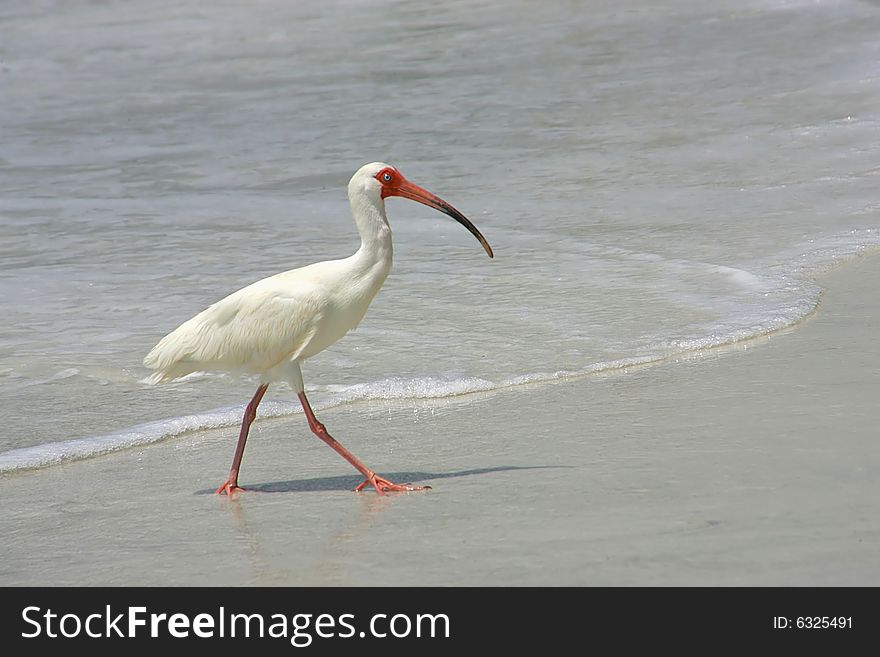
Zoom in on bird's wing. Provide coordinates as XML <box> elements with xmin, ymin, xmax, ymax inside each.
<box><xmin>143</xmin><ymin>268</ymin><xmax>331</xmax><ymax>383</ymax></box>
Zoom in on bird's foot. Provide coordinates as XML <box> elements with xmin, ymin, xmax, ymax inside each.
<box><xmin>354</xmin><ymin>474</ymin><xmax>431</xmax><ymax>495</ymax></box>
<box><xmin>215</xmin><ymin>479</ymin><xmax>247</xmax><ymax>496</ymax></box>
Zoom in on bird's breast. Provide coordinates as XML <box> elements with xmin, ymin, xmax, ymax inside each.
<box><xmin>296</xmin><ymin>258</ymin><xmax>391</xmax><ymax>361</ymax></box>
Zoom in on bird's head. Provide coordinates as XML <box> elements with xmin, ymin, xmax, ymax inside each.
<box><xmin>348</xmin><ymin>162</ymin><xmax>494</xmax><ymax>258</ymax></box>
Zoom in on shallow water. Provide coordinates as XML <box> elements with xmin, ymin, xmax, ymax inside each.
<box><xmin>2</xmin><ymin>0</ymin><xmax>879</xmax><ymax>469</ymax></box>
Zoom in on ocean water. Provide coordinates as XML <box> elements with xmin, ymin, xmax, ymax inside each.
<box><xmin>2</xmin><ymin>0</ymin><xmax>879</xmax><ymax>471</ymax></box>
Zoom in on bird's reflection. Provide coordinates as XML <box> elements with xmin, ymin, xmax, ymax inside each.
<box><xmin>212</xmin><ymin>465</ymin><xmax>570</xmax><ymax>585</ymax></box>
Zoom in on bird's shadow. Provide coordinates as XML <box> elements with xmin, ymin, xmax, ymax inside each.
<box><xmin>195</xmin><ymin>465</ymin><xmax>570</xmax><ymax>495</ymax></box>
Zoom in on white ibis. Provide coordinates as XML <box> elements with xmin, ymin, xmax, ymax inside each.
<box><xmin>144</xmin><ymin>162</ymin><xmax>493</xmax><ymax>495</ymax></box>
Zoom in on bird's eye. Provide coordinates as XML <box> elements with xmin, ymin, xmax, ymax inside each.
<box><xmin>383</xmin><ymin>172</ymin><xmax>392</xmax><ymax>182</ymax></box>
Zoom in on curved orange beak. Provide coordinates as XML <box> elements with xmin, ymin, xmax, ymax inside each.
<box><xmin>385</xmin><ymin>177</ymin><xmax>494</xmax><ymax>258</ymax></box>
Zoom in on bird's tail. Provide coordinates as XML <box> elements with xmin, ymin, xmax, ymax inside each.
<box><xmin>142</xmin><ymin>333</ymin><xmax>200</xmax><ymax>384</ymax></box>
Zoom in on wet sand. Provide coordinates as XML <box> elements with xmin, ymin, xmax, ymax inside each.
<box><xmin>2</xmin><ymin>254</ymin><xmax>879</xmax><ymax>586</ymax></box>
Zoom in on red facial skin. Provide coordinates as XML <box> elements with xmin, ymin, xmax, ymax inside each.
<box><xmin>374</xmin><ymin>167</ymin><xmax>494</xmax><ymax>258</ymax></box>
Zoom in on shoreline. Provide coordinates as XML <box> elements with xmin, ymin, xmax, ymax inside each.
<box><xmin>1</xmin><ymin>248</ymin><xmax>862</xmax><ymax>477</ymax></box>
<box><xmin>2</xmin><ymin>253</ymin><xmax>879</xmax><ymax>585</ymax></box>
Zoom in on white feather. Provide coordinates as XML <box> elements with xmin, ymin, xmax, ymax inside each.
<box><xmin>144</xmin><ymin>163</ymin><xmax>394</xmax><ymax>385</ymax></box>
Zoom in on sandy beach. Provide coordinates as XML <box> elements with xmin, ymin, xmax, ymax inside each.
<box><xmin>3</xmin><ymin>253</ymin><xmax>879</xmax><ymax>586</ymax></box>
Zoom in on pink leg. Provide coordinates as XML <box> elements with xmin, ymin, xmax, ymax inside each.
<box><xmin>297</xmin><ymin>391</ymin><xmax>430</xmax><ymax>495</ymax></box>
<box><xmin>216</xmin><ymin>384</ymin><xmax>269</xmax><ymax>496</ymax></box>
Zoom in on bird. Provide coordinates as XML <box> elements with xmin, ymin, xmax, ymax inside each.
<box><xmin>143</xmin><ymin>162</ymin><xmax>493</xmax><ymax>496</ymax></box>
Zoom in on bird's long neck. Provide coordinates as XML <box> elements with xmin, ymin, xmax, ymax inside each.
<box><xmin>349</xmin><ymin>191</ymin><xmax>393</xmax><ymax>272</ymax></box>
